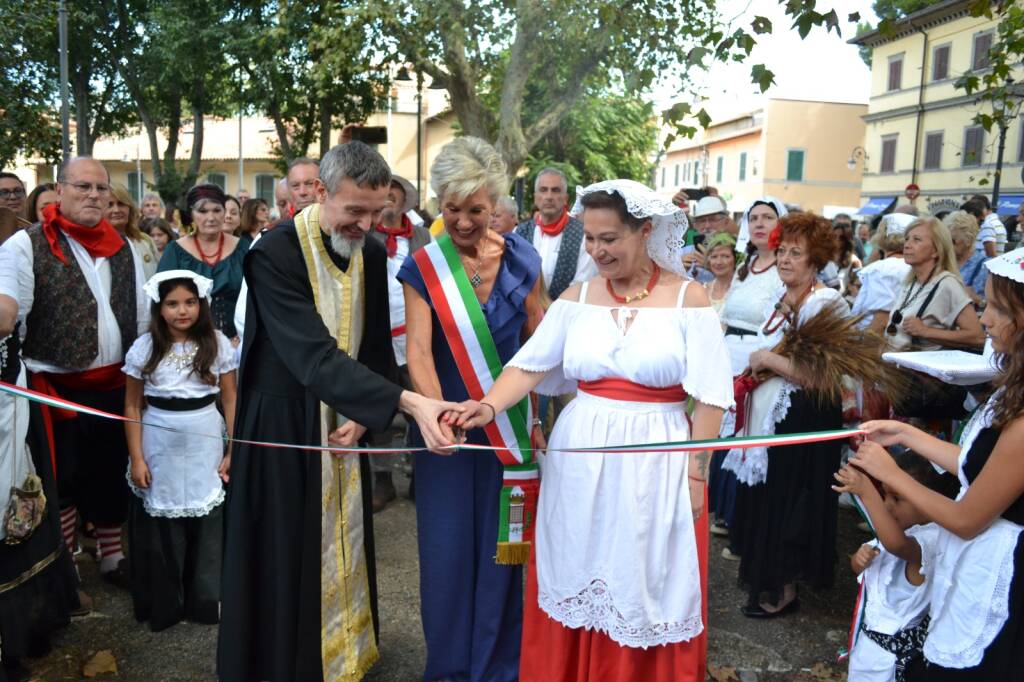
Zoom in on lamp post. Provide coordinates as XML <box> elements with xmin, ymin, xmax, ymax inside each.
<box><xmin>847</xmin><ymin>146</ymin><xmax>869</xmax><ymax>171</ymax></box>
<box><xmin>58</xmin><ymin>0</ymin><xmax>71</xmax><ymax>160</ymax></box>
<box><xmin>395</xmin><ymin>68</ymin><xmax>419</xmax><ymax>201</ymax></box>
<box><xmin>990</xmin><ymin>87</ymin><xmax>1022</xmax><ymax>209</ymax></box>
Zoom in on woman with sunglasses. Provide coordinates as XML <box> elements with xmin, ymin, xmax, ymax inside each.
<box><xmin>884</xmin><ymin>217</ymin><xmax>984</xmax><ymax>352</ymax></box>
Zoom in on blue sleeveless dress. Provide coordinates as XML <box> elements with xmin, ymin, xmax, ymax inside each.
<box><xmin>397</xmin><ymin>232</ymin><xmax>540</xmax><ymax>682</ymax></box>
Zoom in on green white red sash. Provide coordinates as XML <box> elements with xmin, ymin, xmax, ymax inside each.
<box><xmin>413</xmin><ymin>234</ymin><xmax>538</xmax><ymax>564</ymax></box>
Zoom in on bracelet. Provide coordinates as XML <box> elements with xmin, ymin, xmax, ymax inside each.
<box><xmin>480</xmin><ymin>401</ymin><xmax>497</xmax><ymax>424</ymax></box>
<box><xmin>688</xmin><ymin>476</ymin><xmax>706</xmax><ymax>483</ymax></box>
<box><xmin>531</xmin><ymin>418</ymin><xmax>543</xmax><ymax>427</ymax></box>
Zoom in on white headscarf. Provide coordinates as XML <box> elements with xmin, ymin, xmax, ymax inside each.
<box><xmin>736</xmin><ymin>196</ymin><xmax>788</xmax><ymax>253</ymax></box>
<box><xmin>570</xmin><ymin>179</ymin><xmax>690</xmax><ymax>276</ymax></box>
<box><xmin>142</xmin><ymin>269</ymin><xmax>214</xmax><ymax>303</ymax></box>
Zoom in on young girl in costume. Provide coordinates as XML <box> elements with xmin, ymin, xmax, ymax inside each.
<box><xmin>833</xmin><ymin>454</ymin><xmax>954</xmax><ymax>681</ymax></box>
<box><xmin>123</xmin><ymin>269</ymin><xmax>237</xmax><ymax>631</ymax></box>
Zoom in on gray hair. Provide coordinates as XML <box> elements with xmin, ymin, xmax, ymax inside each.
<box><xmin>894</xmin><ymin>203</ymin><xmax>919</xmax><ymax>217</ymax></box>
<box><xmin>534</xmin><ymin>167</ymin><xmax>567</xmax><ymax>192</ymax></box>
<box><xmin>430</xmin><ymin>137</ymin><xmax>508</xmax><ymax>204</ymax></box>
<box><xmin>495</xmin><ymin>196</ymin><xmax>518</xmax><ymax>215</ymax></box>
<box><xmin>142</xmin><ymin>193</ymin><xmax>163</xmax><ymax>207</ymax></box>
<box><xmin>56</xmin><ymin>156</ymin><xmax>110</xmax><ymax>183</ymax></box>
<box><xmin>319</xmin><ymin>142</ymin><xmax>391</xmax><ymax>194</ymax></box>
<box><xmin>288</xmin><ymin>156</ymin><xmax>319</xmax><ymax>172</ymax></box>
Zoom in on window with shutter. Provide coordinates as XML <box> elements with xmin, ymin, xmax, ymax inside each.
<box><xmin>923</xmin><ymin>132</ymin><xmax>943</xmax><ymax>170</ymax></box>
<box><xmin>255</xmin><ymin>174</ymin><xmax>276</xmax><ymax>203</ymax></box>
<box><xmin>932</xmin><ymin>45</ymin><xmax>950</xmax><ymax>81</ymax></box>
<box><xmin>739</xmin><ymin>152</ymin><xmax>747</xmax><ymax>181</ymax></box>
<box><xmin>963</xmin><ymin>127</ymin><xmax>983</xmax><ymax>167</ymax></box>
<box><xmin>973</xmin><ymin>32</ymin><xmax>993</xmax><ymax>71</ymax></box>
<box><xmin>1018</xmin><ymin>120</ymin><xmax>1024</xmax><ymax>163</ymax></box>
<box><xmin>786</xmin><ymin>149</ymin><xmax>804</xmax><ymax>182</ymax></box>
<box><xmin>674</xmin><ymin>164</ymin><xmax>680</xmax><ymax>186</ymax></box>
<box><xmin>207</xmin><ymin>172</ymin><xmax>226</xmax><ymax>189</ymax></box>
<box><xmin>716</xmin><ymin>156</ymin><xmax>724</xmax><ymax>183</ymax></box>
<box><xmin>880</xmin><ymin>136</ymin><xmax>897</xmax><ymax>173</ymax></box>
<box><xmin>887</xmin><ymin>57</ymin><xmax>903</xmax><ymax>91</ymax></box>
<box><xmin>127</xmin><ymin>171</ymin><xmax>143</xmax><ymax>204</ymax></box>
<box><xmin>660</xmin><ymin>167</ymin><xmax>666</xmax><ymax>188</ymax></box>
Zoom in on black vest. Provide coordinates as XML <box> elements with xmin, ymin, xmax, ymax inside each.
<box><xmin>23</xmin><ymin>224</ymin><xmax>138</xmax><ymax>370</ymax></box>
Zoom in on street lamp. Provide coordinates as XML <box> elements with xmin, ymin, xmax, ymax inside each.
<box><xmin>990</xmin><ymin>84</ymin><xmax>1023</xmax><ymax>208</ymax></box>
<box><xmin>847</xmin><ymin>146</ymin><xmax>869</xmax><ymax>171</ymax></box>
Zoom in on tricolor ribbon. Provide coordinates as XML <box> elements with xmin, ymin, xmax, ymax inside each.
<box><xmin>413</xmin><ymin>234</ymin><xmax>538</xmax><ymax>564</ymax></box>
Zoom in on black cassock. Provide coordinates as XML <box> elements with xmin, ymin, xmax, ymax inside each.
<box><xmin>217</xmin><ymin>221</ymin><xmax>402</xmax><ymax>682</ymax></box>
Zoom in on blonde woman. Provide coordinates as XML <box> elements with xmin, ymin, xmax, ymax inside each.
<box><xmin>105</xmin><ymin>184</ymin><xmax>160</xmax><ymax>278</ymax></box>
<box><xmin>885</xmin><ymin>217</ymin><xmax>985</xmax><ymax>352</ymax></box>
<box><xmin>398</xmin><ymin>137</ymin><xmax>544</xmax><ymax>681</ymax></box>
<box><xmin>945</xmin><ymin>210</ymin><xmax>986</xmax><ymax>305</ymax></box>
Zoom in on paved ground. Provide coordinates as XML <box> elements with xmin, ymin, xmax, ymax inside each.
<box><xmin>27</xmin><ymin>475</ymin><xmax>867</xmax><ymax>681</ymax></box>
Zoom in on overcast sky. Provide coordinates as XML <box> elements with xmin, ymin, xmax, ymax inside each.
<box><xmin>653</xmin><ymin>0</ymin><xmax>878</xmax><ymax>117</ymax></box>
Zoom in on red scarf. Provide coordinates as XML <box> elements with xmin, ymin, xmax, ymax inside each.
<box><xmin>41</xmin><ymin>203</ymin><xmax>124</xmax><ymax>266</ymax></box>
<box><xmin>537</xmin><ymin>208</ymin><xmax>570</xmax><ymax>236</ymax></box>
<box><xmin>375</xmin><ymin>214</ymin><xmax>414</xmax><ymax>257</ymax></box>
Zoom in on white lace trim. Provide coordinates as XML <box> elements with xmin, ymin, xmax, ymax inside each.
<box><xmin>925</xmin><ymin>524</ymin><xmax>1020</xmax><ymax>668</ymax></box>
<box><xmin>721</xmin><ymin>380</ymin><xmax>796</xmax><ymax>486</ymax></box>
<box><xmin>538</xmin><ymin>579</ymin><xmax>704</xmax><ymax>649</ymax></box>
<box><xmin>125</xmin><ymin>469</ymin><xmax>225</xmax><ymax>518</ymax></box>
<box><xmin>570</xmin><ymin>179</ymin><xmax>689</xmax><ymax>277</ymax></box>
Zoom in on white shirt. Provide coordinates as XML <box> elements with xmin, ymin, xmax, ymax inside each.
<box><xmin>982</xmin><ymin>213</ymin><xmax>1007</xmax><ymax>254</ymax></box>
<box><xmin>386</xmin><ymin>236</ymin><xmax>410</xmax><ymax>366</ymax></box>
<box><xmin>529</xmin><ymin>226</ymin><xmax>597</xmax><ymax>292</ymax></box>
<box><xmin>0</xmin><ymin>229</ymin><xmax>149</xmax><ymax>373</ymax></box>
<box><xmin>851</xmin><ymin>257</ymin><xmax>911</xmax><ymax>330</ymax></box>
<box><xmin>123</xmin><ymin>331</ymin><xmax>237</xmax><ymax>397</ymax></box>
<box><xmin>975</xmin><ymin>216</ymin><xmax>998</xmax><ymax>255</ymax></box>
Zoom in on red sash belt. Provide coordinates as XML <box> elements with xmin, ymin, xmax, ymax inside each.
<box><xmin>29</xmin><ymin>362</ymin><xmax>126</xmax><ymax>476</ymax></box>
<box><xmin>732</xmin><ymin>373</ymin><xmax>762</xmax><ymax>433</ymax></box>
<box><xmin>578</xmin><ymin>378</ymin><xmax>687</xmax><ymax>403</ymax></box>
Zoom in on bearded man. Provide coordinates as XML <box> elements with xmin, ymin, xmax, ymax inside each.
<box><xmin>218</xmin><ymin>141</ymin><xmax>457</xmax><ymax>682</ymax></box>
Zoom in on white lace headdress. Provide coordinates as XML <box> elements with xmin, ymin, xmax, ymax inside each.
<box><xmin>985</xmin><ymin>245</ymin><xmax>1024</xmax><ymax>285</ymax></box>
<box><xmin>569</xmin><ymin>179</ymin><xmax>690</xmax><ymax>276</ymax></box>
<box><xmin>735</xmin><ymin>196</ymin><xmax>788</xmax><ymax>253</ymax></box>
<box><xmin>143</xmin><ymin>269</ymin><xmax>214</xmax><ymax>303</ymax></box>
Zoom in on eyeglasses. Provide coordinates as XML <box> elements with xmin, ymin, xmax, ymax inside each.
<box><xmin>0</xmin><ymin>188</ymin><xmax>26</xmax><ymax>199</ymax></box>
<box><xmin>886</xmin><ymin>310</ymin><xmax>903</xmax><ymax>336</ymax></box>
<box><xmin>61</xmin><ymin>181</ymin><xmax>111</xmax><ymax>196</ymax></box>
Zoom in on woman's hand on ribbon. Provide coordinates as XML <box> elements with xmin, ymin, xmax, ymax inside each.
<box><xmin>448</xmin><ymin>400</ymin><xmax>494</xmax><ymax>432</ymax></box>
<box><xmin>131</xmin><ymin>458</ymin><xmax>152</xmax><ymax>489</ymax></box>
<box><xmin>860</xmin><ymin>420</ymin><xmax>906</xmax><ymax>448</ymax></box>
<box><xmin>832</xmin><ymin>463</ymin><xmax>870</xmax><ymax>496</ymax></box>
<box><xmin>848</xmin><ymin>441</ymin><xmax>900</xmax><ymax>484</ymax></box>
<box><xmin>399</xmin><ymin>391</ymin><xmax>463</xmax><ymax>454</ymax></box>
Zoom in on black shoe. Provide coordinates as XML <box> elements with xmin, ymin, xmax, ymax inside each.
<box><xmin>741</xmin><ymin>598</ymin><xmax>800</xmax><ymax>619</ymax></box>
<box><xmin>101</xmin><ymin>558</ymin><xmax>131</xmax><ymax>591</ymax></box>
<box><xmin>372</xmin><ymin>473</ymin><xmax>397</xmax><ymax>513</ymax></box>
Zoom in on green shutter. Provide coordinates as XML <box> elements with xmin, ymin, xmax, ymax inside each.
<box><xmin>786</xmin><ymin>150</ymin><xmax>804</xmax><ymax>182</ymax></box>
<box><xmin>739</xmin><ymin>152</ymin><xmax>747</xmax><ymax>181</ymax></box>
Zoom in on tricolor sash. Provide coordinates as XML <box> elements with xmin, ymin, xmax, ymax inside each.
<box><xmin>413</xmin><ymin>234</ymin><xmax>538</xmax><ymax>565</ymax></box>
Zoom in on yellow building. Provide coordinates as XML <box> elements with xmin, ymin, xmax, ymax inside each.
<box><xmin>655</xmin><ymin>97</ymin><xmax>867</xmax><ymax>217</ymax></box>
<box><xmin>851</xmin><ymin>0</ymin><xmax>1024</xmax><ymax>216</ymax></box>
<box><xmin>18</xmin><ymin>78</ymin><xmax>456</xmax><ymax>213</ymax></box>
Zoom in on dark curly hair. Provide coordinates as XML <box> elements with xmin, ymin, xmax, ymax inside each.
<box><xmin>989</xmin><ymin>273</ymin><xmax>1024</xmax><ymax>430</ymax></box>
<box><xmin>776</xmin><ymin>212</ymin><xmax>837</xmax><ymax>272</ymax></box>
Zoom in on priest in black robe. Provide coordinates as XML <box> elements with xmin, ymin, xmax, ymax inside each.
<box><xmin>218</xmin><ymin>141</ymin><xmax>457</xmax><ymax>682</ymax></box>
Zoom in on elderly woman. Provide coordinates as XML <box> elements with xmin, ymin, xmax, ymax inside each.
<box><xmin>221</xmin><ymin>195</ymin><xmax>241</xmax><ymax>236</ymax></box>
<box><xmin>238</xmin><ymin>197</ymin><xmax>270</xmax><ymax>245</ymax></box>
<box><xmin>397</xmin><ymin>137</ymin><xmax>544</xmax><ymax>681</ymax></box>
<box><xmin>105</xmin><ymin>184</ymin><xmax>160</xmax><ymax>279</ymax></box>
<box><xmin>885</xmin><ymin>217</ymin><xmax>984</xmax><ymax>353</ymax></box>
<box><xmin>157</xmin><ymin>184</ymin><xmax>248</xmax><ymax>339</ymax></box>
<box><xmin>453</xmin><ymin>179</ymin><xmax>733</xmax><ymax>680</ymax></box>
<box><xmin>704</xmin><ymin>232</ymin><xmax>740</xmax><ymax>315</ymax></box>
<box><xmin>720</xmin><ymin>198</ymin><xmax>786</xmax><ymax>375</ymax></box>
<box><xmin>945</xmin><ymin>210</ymin><xmax>986</xmax><ymax>305</ymax></box>
<box><xmin>851</xmin><ymin>247</ymin><xmax>1024</xmax><ymax>679</ymax></box>
<box><xmin>726</xmin><ymin>213</ymin><xmax>848</xmax><ymax>618</ymax></box>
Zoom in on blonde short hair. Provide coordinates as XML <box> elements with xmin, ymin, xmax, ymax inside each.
<box><xmin>430</xmin><ymin>137</ymin><xmax>508</xmax><ymax>205</ymax></box>
<box><xmin>904</xmin><ymin>216</ymin><xmax>961</xmax><ymax>283</ymax></box>
<box><xmin>110</xmin><ymin>183</ymin><xmax>143</xmax><ymax>241</ymax></box>
<box><xmin>943</xmin><ymin>210</ymin><xmax>979</xmax><ymax>245</ymax></box>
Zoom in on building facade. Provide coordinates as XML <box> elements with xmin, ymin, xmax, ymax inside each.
<box><xmin>655</xmin><ymin>97</ymin><xmax>867</xmax><ymax>217</ymax></box>
<box><xmin>851</xmin><ymin>0</ymin><xmax>1024</xmax><ymax>216</ymax></box>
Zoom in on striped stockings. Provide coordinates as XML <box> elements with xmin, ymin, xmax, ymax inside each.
<box><xmin>95</xmin><ymin>524</ymin><xmax>124</xmax><ymax>573</ymax></box>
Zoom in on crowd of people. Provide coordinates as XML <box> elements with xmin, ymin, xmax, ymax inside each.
<box><xmin>0</xmin><ymin>133</ymin><xmax>1022</xmax><ymax>682</ymax></box>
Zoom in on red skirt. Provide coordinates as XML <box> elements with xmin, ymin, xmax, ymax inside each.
<box><xmin>520</xmin><ymin>489</ymin><xmax>709</xmax><ymax>682</ymax></box>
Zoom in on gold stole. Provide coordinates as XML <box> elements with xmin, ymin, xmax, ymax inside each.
<box><xmin>294</xmin><ymin>204</ymin><xmax>377</xmax><ymax>680</ymax></box>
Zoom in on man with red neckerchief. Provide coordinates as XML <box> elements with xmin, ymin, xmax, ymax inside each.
<box><xmin>367</xmin><ymin>175</ymin><xmax>431</xmax><ymax>510</ymax></box>
<box><xmin>515</xmin><ymin>168</ymin><xmax>597</xmax><ymax>300</ymax></box>
<box><xmin>0</xmin><ymin>156</ymin><xmax>148</xmax><ymax>591</ymax></box>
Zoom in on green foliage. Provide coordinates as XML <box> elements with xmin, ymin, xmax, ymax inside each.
<box><xmin>522</xmin><ymin>90</ymin><xmax>658</xmax><ymax>209</ymax></box>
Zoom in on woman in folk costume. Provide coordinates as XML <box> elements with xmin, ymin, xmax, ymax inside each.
<box><xmin>725</xmin><ymin>213</ymin><xmax>875</xmax><ymax>618</ymax></box>
<box><xmin>397</xmin><ymin>137</ymin><xmax>544</xmax><ymax>681</ymax></box>
<box><xmin>852</xmin><ymin>247</ymin><xmax>1024</xmax><ymax>680</ymax></box>
<box><xmin>454</xmin><ymin>179</ymin><xmax>734</xmax><ymax>681</ymax></box>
